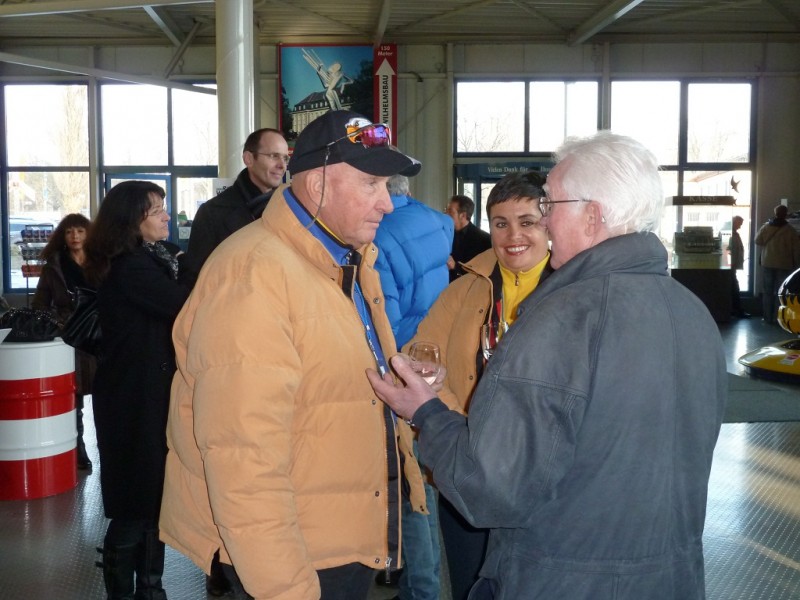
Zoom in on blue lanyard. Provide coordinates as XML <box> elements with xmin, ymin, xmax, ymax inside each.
<box><xmin>285</xmin><ymin>188</ymin><xmax>389</xmax><ymax>377</ymax></box>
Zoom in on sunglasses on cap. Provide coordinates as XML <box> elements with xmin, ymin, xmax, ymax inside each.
<box><xmin>326</xmin><ymin>123</ymin><xmax>392</xmax><ymax>150</ymax></box>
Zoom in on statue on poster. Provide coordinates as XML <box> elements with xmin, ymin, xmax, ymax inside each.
<box><xmin>301</xmin><ymin>48</ymin><xmax>354</xmax><ymax>111</ymax></box>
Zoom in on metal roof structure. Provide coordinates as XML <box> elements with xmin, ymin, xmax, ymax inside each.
<box><xmin>0</xmin><ymin>0</ymin><xmax>797</xmax><ymax>50</ymax></box>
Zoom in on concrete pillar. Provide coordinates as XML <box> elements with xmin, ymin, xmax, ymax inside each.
<box><xmin>216</xmin><ymin>0</ymin><xmax>255</xmax><ymax>178</ymax></box>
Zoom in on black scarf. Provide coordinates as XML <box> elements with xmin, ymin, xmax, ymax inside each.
<box><xmin>142</xmin><ymin>241</ymin><xmax>179</xmax><ymax>280</ymax></box>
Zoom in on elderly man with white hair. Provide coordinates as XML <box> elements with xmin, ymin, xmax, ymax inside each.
<box><xmin>368</xmin><ymin>131</ymin><xmax>727</xmax><ymax>600</ymax></box>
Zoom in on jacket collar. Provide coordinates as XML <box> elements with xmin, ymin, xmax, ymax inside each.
<box><xmin>533</xmin><ymin>232</ymin><xmax>667</xmax><ymax>306</ymax></box>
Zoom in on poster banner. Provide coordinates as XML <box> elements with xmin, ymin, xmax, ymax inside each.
<box><xmin>279</xmin><ymin>44</ymin><xmax>375</xmax><ymax>146</ymax></box>
<box><xmin>374</xmin><ymin>44</ymin><xmax>397</xmax><ymax>134</ymax></box>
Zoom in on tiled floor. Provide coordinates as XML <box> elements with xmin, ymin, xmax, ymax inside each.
<box><xmin>3</xmin><ymin>315</ymin><xmax>800</xmax><ymax>599</ymax></box>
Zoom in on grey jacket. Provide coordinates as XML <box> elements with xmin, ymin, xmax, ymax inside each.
<box><xmin>416</xmin><ymin>232</ymin><xmax>727</xmax><ymax>599</ymax></box>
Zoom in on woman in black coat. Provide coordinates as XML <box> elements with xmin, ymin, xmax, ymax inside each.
<box><xmin>31</xmin><ymin>212</ymin><xmax>95</xmax><ymax>470</ymax></box>
<box><xmin>84</xmin><ymin>181</ymin><xmax>190</xmax><ymax>600</ymax></box>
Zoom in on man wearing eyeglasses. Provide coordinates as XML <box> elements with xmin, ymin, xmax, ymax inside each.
<box><xmin>160</xmin><ymin>111</ymin><xmax>429</xmax><ymax>600</ymax></box>
<box><xmin>368</xmin><ymin>131</ymin><xmax>727</xmax><ymax>600</ymax></box>
<box><xmin>183</xmin><ymin>128</ymin><xmax>289</xmax><ymax>288</ymax></box>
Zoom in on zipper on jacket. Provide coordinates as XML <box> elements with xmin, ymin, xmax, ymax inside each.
<box><xmin>515</xmin><ymin>272</ymin><xmax>520</xmax><ymax>286</ymax></box>
<box><xmin>383</xmin><ymin>556</ymin><xmax>393</xmax><ymax>584</ymax></box>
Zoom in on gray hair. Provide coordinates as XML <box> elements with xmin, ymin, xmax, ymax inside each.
<box><xmin>551</xmin><ymin>131</ymin><xmax>663</xmax><ymax>234</ymax></box>
<box><xmin>387</xmin><ymin>174</ymin><xmax>409</xmax><ymax>196</ymax></box>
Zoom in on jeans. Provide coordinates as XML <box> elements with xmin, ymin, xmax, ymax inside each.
<box><xmin>762</xmin><ymin>267</ymin><xmax>791</xmax><ymax>324</ymax></box>
<box><xmin>439</xmin><ymin>495</ymin><xmax>489</xmax><ymax>600</ymax></box>
<box><xmin>398</xmin><ymin>450</ymin><xmax>441</xmax><ymax>599</ymax></box>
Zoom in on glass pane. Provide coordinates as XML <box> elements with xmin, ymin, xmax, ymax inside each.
<box><xmin>529</xmin><ymin>81</ymin><xmax>598</xmax><ymax>151</ymax></box>
<box><xmin>5</xmin><ymin>85</ymin><xmax>89</xmax><ymax>167</ymax></box>
<box><xmin>172</xmin><ymin>86</ymin><xmax>218</xmax><ymax>166</ymax></box>
<box><xmin>7</xmin><ymin>171</ymin><xmax>90</xmax><ymax>289</ymax></box>
<box><xmin>174</xmin><ymin>176</ymin><xmax>214</xmax><ymax>248</ymax></box>
<box><xmin>683</xmin><ymin>169</ymin><xmax>753</xmax><ymax>291</ymax></box>
<box><xmin>102</xmin><ymin>84</ymin><xmax>168</xmax><ymax>165</ymax></box>
<box><xmin>611</xmin><ymin>81</ymin><xmax>680</xmax><ymax>165</ymax></box>
<box><xmin>456</xmin><ymin>82</ymin><xmax>525</xmax><ymax>152</ymax></box>
<box><xmin>478</xmin><ymin>182</ymin><xmax>495</xmax><ymax>232</ymax></box>
<box><xmin>687</xmin><ymin>83</ymin><xmax>751</xmax><ymax>163</ymax></box>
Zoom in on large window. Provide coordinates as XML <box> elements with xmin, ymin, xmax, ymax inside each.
<box><xmin>2</xmin><ymin>81</ymin><xmax>218</xmax><ymax>292</ymax></box>
<box><xmin>611</xmin><ymin>81</ymin><xmax>754</xmax><ymax>291</ymax></box>
<box><xmin>456</xmin><ymin>80</ymin><xmax>598</xmax><ymax>154</ymax></box>
<box><xmin>454</xmin><ymin>78</ymin><xmax>755</xmax><ymax>291</ymax></box>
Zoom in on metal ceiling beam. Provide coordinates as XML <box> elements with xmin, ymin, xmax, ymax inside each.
<box><xmin>0</xmin><ymin>0</ymin><xmax>211</xmax><ymax>18</ymax></box>
<box><xmin>144</xmin><ymin>5</ymin><xmax>184</xmax><ymax>46</ymax></box>
<box><xmin>0</xmin><ymin>50</ymin><xmax>215</xmax><ymax>94</ymax></box>
<box><xmin>163</xmin><ymin>19</ymin><xmax>202</xmax><ymax>77</ymax></box>
<box><xmin>763</xmin><ymin>0</ymin><xmax>800</xmax><ymax>30</ymax></box>
<box><xmin>395</xmin><ymin>0</ymin><xmax>499</xmax><ymax>31</ymax></box>
<box><xmin>373</xmin><ymin>0</ymin><xmax>392</xmax><ymax>47</ymax></box>
<box><xmin>263</xmin><ymin>0</ymin><xmax>366</xmax><ymax>36</ymax></box>
<box><xmin>568</xmin><ymin>0</ymin><xmax>647</xmax><ymax>46</ymax></box>
<box><xmin>631</xmin><ymin>0</ymin><xmax>760</xmax><ymax>26</ymax></box>
<box><xmin>507</xmin><ymin>0</ymin><xmax>564</xmax><ymax>33</ymax></box>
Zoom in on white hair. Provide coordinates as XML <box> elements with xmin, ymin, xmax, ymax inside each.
<box><xmin>553</xmin><ymin>131</ymin><xmax>664</xmax><ymax>234</ymax></box>
<box><xmin>387</xmin><ymin>174</ymin><xmax>409</xmax><ymax>196</ymax></box>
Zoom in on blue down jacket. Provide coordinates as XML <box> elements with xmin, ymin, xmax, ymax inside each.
<box><xmin>416</xmin><ymin>232</ymin><xmax>727</xmax><ymax>600</ymax></box>
<box><xmin>373</xmin><ymin>193</ymin><xmax>454</xmax><ymax>348</ymax></box>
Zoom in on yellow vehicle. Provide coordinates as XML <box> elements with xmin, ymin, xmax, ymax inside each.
<box><xmin>739</xmin><ymin>269</ymin><xmax>800</xmax><ymax>381</ymax></box>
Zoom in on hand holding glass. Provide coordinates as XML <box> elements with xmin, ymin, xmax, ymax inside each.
<box><xmin>407</xmin><ymin>342</ymin><xmax>441</xmax><ymax>385</ymax></box>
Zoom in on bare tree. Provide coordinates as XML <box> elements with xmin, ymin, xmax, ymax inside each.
<box><xmin>51</xmin><ymin>86</ymin><xmax>89</xmax><ymax>215</ymax></box>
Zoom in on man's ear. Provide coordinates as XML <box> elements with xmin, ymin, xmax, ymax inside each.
<box><xmin>242</xmin><ymin>151</ymin><xmax>254</xmax><ymax>169</ymax></box>
<box><xmin>294</xmin><ymin>169</ymin><xmax>325</xmax><ymax>204</ymax></box>
<box><xmin>585</xmin><ymin>201</ymin><xmax>606</xmax><ymax>233</ymax></box>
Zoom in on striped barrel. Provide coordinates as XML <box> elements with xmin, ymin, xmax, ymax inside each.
<box><xmin>0</xmin><ymin>339</ymin><xmax>77</xmax><ymax>500</ymax></box>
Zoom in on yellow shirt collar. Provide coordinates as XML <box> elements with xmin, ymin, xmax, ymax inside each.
<box><xmin>499</xmin><ymin>252</ymin><xmax>550</xmax><ymax>326</ymax></box>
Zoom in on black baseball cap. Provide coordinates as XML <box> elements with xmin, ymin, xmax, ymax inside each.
<box><xmin>288</xmin><ymin>110</ymin><xmax>421</xmax><ymax>177</ymax></box>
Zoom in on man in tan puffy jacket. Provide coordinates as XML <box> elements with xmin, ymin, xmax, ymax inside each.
<box><xmin>160</xmin><ymin>111</ymin><xmax>427</xmax><ymax>600</ymax></box>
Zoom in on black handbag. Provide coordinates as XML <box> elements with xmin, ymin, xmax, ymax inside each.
<box><xmin>61</xmin><ymin>287</ymin><xmax>102</xmax><ymax>356</ymax></box>
<box><xmin>0</xmin><ymin>307</ymin><xmax>62</xmax><ymax>342</ymax></box>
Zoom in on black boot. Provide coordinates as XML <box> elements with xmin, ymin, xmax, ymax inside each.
<box><xmin>134</xmin><ymin>529</ymin><xmax>167</xmax><ymax>600</ymax></box>
<box><xmin>205</xmin><ymin>550</ymin><xmax>232</xmax><ymax>597</ymax></box>
<box><xmin>76</xmin><ymin>395</ymin><xmax>92</xmax><ymax>470</ymax></box>
<box><xmin>102</xmin><ymin>543</ymin><xmax>137</xmax><ymax>600</ymax></box>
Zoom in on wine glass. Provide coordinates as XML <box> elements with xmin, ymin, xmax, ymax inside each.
<box><xmin>408</xmin><ymin>341</ymin><xmax>441</xmax><ymax>385</ymax></box>
<box><xmin>481</xmin><ymin>321</ymin><xmax>508</xmax><ymax>361</ymax></box>
<box><xmin>481</xmin><ymin>324</ymin><xmax>495</xmax><ymax>361</ymax></box>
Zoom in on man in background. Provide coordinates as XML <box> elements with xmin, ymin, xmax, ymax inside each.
<box><xmin>755</xmin><ymin>204</ymin><xmax>800</xmax><ymax>325</ymax></box>
<box><xmin>446</xmin><ymin>195</ymin><xmax>491</xmax><ymax>281</ymax></box>
<box><xmin>183</xmin><ymin>128</ymin><xmax>289</xmax><ymax>288</ymax></box>
<box><xmin>373</xmin><ymin>173</ymin><xmax>453</xmax><ymax>600</ymax></box>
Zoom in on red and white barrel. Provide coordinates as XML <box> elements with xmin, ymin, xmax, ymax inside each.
<box><xmin>0</xmin><ymin>339</ymin><xmax>77</xmax><ymax>500</ymax></box>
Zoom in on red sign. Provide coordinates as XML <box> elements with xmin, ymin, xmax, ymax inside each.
<box><xmin>374</xmin><ymin>44</ymin><xmax>397</xmax><ymax>135</ymax></box>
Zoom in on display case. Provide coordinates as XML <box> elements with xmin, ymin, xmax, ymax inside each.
<box><xmin>660</xmin><ymin>195</ymin><xmax>736</xmax><ymax>269</ymax></box>
<box><xmin>661</xmin><ymin>196</ymin><xmax>737</xmax><ymax>322</ymax></box>
<box><xmin>15</xmin><ymin>224</ymin><xmax>53</xmax><ymax>303</ymax></box>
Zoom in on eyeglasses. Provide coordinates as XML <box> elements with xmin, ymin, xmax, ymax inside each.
<box><xmin>537</xmin><ymin>197</ymin><xmax>590</xmax><ymax>217</ymax></box>
<box><xmin>252</xmin><ymin>151</ymin><xmax>290</xmax><ymax>164</ymax></box>
<box><xmin>327</xmin><ymin>123</ymin><xmax>392</xmax><ymax>150</ymax></box>
<box><xmin>146</xmin><ymin>206</ymin><xmax>167</xmax><ymax>218</ymax></box>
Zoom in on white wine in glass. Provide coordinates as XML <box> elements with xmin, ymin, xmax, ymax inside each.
<box><xmin>408</xmin><ymin>342</ymin><xmax>441</xmax><ymax>384</ymax></box>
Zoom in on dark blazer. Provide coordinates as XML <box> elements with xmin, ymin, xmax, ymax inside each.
<box><xmin>451</xmin><ymin>222</ymin><xmax>492</xmax><ymax>281</ymax></box>
<box><xmin>93</xmin><ymin>244</ymin><xmax>190</xmax><ymax>520</ymax></box>
<box><xmin>183</xmin><ymin>168</ymin><xmax>271</xmax><ymax>287</ymax></box>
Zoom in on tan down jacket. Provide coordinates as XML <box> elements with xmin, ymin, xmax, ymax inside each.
<box><xmin>407</xmin><ymin>248</ymin><xmax>498</xmax><ymax>414</ymax></box>
<box><xmin>160</xmin><ymin>185</ymin><xmax>426</xmax><ymax>600</ymax></box>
